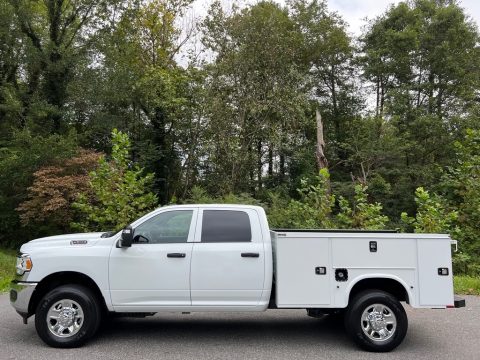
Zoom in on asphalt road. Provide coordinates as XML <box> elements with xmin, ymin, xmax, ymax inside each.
<box><xmin>1</xmin><ymin>294</ymin><xmax>479</xmax><ymax>360</ymax></box>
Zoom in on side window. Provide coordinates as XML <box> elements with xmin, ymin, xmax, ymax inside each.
<box><xmin>201</xmin><ymin>210</ymin><xmax>252</xmax><ymax>243</ymax></box>
<box><xmin>134</xmin><ymin>210</ymin><xmax>193</xmax><ymax>244</ymax></box>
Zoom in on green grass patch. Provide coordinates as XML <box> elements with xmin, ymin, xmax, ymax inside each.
<box><xmin>454</xmin><ymin>275</ymin><xmax>480</xmax><ymax>295</ymax></box>
<box><xmin>0</xmin><ymin>248</ymin><xmax>16</xmax><ymax>292</ymax></box>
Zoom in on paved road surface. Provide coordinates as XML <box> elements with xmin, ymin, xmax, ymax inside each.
<box><xmin>1</xmin><ymin>294</ymin><xmax>479</xmax><ymax>360</ymax></box>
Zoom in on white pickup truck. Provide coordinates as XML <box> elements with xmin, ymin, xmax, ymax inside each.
<box><xmin>10</xmin><ymin>204</ymin><xmax>464</xmax><ymax>351</ymax></box>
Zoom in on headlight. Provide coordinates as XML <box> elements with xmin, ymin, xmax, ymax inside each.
<box><xmin>16</xmin><ymin>254</ymin><xmax>33</xmax><ymax>275</ymax></box>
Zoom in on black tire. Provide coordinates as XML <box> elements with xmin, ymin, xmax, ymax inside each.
<box><xmin>35</xmin><ymin>285</ymin><xmax>102</xmax><ymax>348</ymax></box>
<box><xmin>344</xmin><ymin>290</ymin><xmax>408</xmax><ymax>352</ymax></box>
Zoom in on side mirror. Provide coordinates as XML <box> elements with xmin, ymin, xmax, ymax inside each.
<box><xmin>120</xmin><ymin>225</ymin><xmax>134</xmax><ymax>248</ymax></box>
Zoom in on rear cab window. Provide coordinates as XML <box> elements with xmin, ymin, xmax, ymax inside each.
<box><xmin>201</xmin><ymin>210</ymin><xmax>252</xmax><ymax>243</ymax></box>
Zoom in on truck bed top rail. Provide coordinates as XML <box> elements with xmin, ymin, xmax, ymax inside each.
<box><xmin>272</xmin><ymin>229</ymin><xmax>398</xmax><ymax>233</ymax></box>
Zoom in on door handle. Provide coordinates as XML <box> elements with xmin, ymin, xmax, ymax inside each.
<box><xmin>167</xmin><ymin>253</ymin><xmax>186</xmax><ymax>258</ymax></box>
<box><xmin>241</xmin><ymin>252</ymin><xmax>259</xmax><ymax>258</ymax></box>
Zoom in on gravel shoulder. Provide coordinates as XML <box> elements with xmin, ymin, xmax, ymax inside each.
<box><xmin>1</xmin><ymin>294</ymin><xmax>479</xmax><ymax>360</ymax></box>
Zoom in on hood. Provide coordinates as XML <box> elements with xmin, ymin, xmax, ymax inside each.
<box><xmin>20</xmin><ymin>232</ymin><xmax>110</xmax><ymax>253</ymax></box>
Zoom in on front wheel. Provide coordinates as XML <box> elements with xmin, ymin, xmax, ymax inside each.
<box><xmin>35</xmin><ymin>285</ymin><xmax>101</xmax><ymax>348</ymax></box>
<box><xmin>344</xmin><ymin>290</ymin><xmax>408</xmax><ymax>352</ymax></box>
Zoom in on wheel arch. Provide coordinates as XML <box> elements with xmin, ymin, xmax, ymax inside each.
<box><xmin>346</xmin><ymin>275</ymin><xmax>413</xmax><ymax>306</ymax></box>
<box><xmin>28</xmin><ymin>271</ymin><xmax>108</xmax><ymax>316</ymax></box>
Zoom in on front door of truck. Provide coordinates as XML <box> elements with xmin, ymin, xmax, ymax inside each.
<box><xmin>190</xmin><ymin>208</ymin><xmax>265</xmax><ymax>307</ymax></box>
<box><xmin>109</xmin><ymin>209</ymin><xmax>197</xmax><ymax>310</ymax></box>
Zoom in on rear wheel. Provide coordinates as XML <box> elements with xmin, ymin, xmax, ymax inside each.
<box><xmin>344</xmin><ymin>290</ymin><xmax>408</xmax><ymax>352</ymax></box>
<box><xmin>35</xmin><ymin>285</ymin><xmax>101</xmax><ymax>348</ymax></box>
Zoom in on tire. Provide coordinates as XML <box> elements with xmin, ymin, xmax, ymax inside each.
<box><xmin>35</xmin><ymin>285</ymin><xmax>102</xmax><ymax>348</ymax></box>
<box><xmin>344</xmin><ymin>290</ymin><xmax>408</xmax><ymax>352</ymax></box>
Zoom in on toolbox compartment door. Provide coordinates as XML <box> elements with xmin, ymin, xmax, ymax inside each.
<box><xmin>417</xmin><ymin>238</ymin><xmax>454</xmax><ymax>307</ymax></box>
<box><xmin>275</xmin><ymin>236</ymin><xmax>331</xmax><ymax>307</ymax></box>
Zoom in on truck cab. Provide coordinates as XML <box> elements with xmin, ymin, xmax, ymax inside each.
<box><xmin>108</xmin><ymin>205</ymin><xmax>272</xmax><ymax>311</ymax></box>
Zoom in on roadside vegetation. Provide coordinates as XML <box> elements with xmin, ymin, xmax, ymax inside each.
<box><xmin>0</xmin><ymin>249</ymin><xmax>15</xmax><ymax>292</ymax></box>
<box><xmin>454</xmin><ymin>276</ymin><xmax>480</xmax><ymax>296</ymax></box>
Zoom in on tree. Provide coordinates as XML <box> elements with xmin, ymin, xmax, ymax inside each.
<box><xmin>337</xmin><ymin>184</ymin><xmax>389</xmax><ymax>230</ymax></box>
<box><xmin>0</xmin><ymin>130</ymin><xmax>79</xmax><ymax>247</ymax></box>
<box><xmin>268</xmin><ymin>169</ymin><xmax>335</xmax><ymax>228</ymax></box>
<box><xmin>359</xmin><ymin>0</ymin><xmax>480</xmax><ymax>218</ymax></box>
<box><xmin>77</xmin><ymin>0</ymin><xmax>198</xmax><ymax>203</ymax></box>
<box><xmin>16</xmin><ymin>150</ymin><xmax>102</xmax><ymax>233</ymax></box>
<box><xmin>441</xmin><ymin>129</ymin><xmax>480</xmax><ymax>274</ymax></box>
<box><xmin>0</xmin><ymin>1</ymin><xmax>23</xmax><ymax>138</ymax></box>
<box><xmin>400</xmin><ymin>187</ymin><xmax>457</xmax><ymax>233</ymax></box>
<box><xmin>201</xmin><ymin>1</ymin><xmax>309</xmax><ymax>194</ymax></box>
<box><xmin>289</xmin><ymin>0</ymin><xmax>360</xmax><ymax>145</ymax></box>
<box><xmin>72</xmin><ymin>129</ymin><xmax>158</xmax><ymax>231</ymax></box>
<box><xmin>361</xmin><ymin>0</ymin><xmax>480</xmax><ymax>118</ymax></box>
<box><xmin>8</xmin><ymin>0</ymin><xmax>116</xmax><ymax>133</ymax></box>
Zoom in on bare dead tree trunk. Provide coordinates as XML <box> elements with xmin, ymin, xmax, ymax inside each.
<box><xmin>315</xmin><ymin>109</ymin><xmax>328</xmax><ymax>170</ymax></box>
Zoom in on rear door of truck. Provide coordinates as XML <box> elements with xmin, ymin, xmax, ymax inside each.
<box><xmin>190</xmin><ymin>207</ymin><xmax>265</xmax><ymax>306</ymax></box>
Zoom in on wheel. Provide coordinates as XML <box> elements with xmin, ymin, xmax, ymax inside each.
<box><xmin>35</xmin><ymin>285</ymin><xmax>102</xmax><ymax>348</ymax></box>
<box><xmin>344</xmin><ymin>290</ymin><xmax>408</xmax><ymax>352</ymax></box>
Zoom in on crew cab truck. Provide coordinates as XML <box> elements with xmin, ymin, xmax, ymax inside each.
<box><xmin>10</xmin><ymin>204</ymin><xmax>464</xmax><ymax>352</ymax></box>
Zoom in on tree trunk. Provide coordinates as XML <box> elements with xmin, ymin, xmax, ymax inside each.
<box><xmin>315</xmin><ymin>109</ymin><xmax>328</xmax><ymax>170</ymax></box>
<box><xmin>257</xmin><ymin>140</ymin><xmax>262</xmax><ymax>191</ymax></box>
<box><xmin>330</xmin><ymin>68</ymin><xmax>340</xmax><ymax>140</ymax></box>
<box><xmin>279</xmin><ymin>153</ymin><xmax>285</xmax><ymax>182</ymax></box>
<box><xmin>268</xmin><ymin>145</ymin><xmax>273</xmax><ymax>177</ymax></box>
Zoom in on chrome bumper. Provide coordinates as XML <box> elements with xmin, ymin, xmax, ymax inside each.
<box><xmin>10</xmin><ymin>280</ymin><xmax>37</xmax><ymax>319</ymax></box>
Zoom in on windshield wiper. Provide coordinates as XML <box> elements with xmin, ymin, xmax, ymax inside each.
<box><xmin>101</xmin><ymin>231</ymin><xmax>116</xmax><ymax>238</ymax></box>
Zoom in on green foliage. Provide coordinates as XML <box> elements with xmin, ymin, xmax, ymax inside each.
<box><xmin>267</xmin><ymin>169</ymin><xmax>389</xmax><ymax>230</ymax></box>
<box><xmin>358</xmin><ymin>0</ymin><xmax>480</xmax><ymax>220</ymax></box>
<box><xmin>268</xmin><ymin>169</ymin><xmax>335</xmax><ymax>229</ymax></box>
<box><xmin>337</xmin><ymin>185</ymin><xmax>389</xmax><ymax>230</ymax></box>
<box><xmin>442</xmin><ymin>129</ymin><xmax>480</xmax><ymax>274</ymax></box>
<box><xmin>401</xmin><ymin>187</ymin><xmax>458</xmax><ymax>233</ymax></box>
<box><xmin>453</xmin><ymin>275</ymin><xmax>480</xmax><ymax>295</ymax></box>
<box><xmin>201</xmin><ymin>0</ymin><xmax>309</xmax><ymax>193</ymax></box>
<box><xmin>0</xmin><ymin>248</ymin><xmax>16</xmax><ymax>292</ymax></box>
<box><xmin>72</xmin><ymin>129</ymin><xmax>158</xmax><ymax>231</ymax></box>
<box><xmin>0</xmin><ymin>130</ymin><xmax>79</xmax><ymax>246</ymax></box>
<box><xmin>184</xmin><ymin>186</ymin><xmax>264</xmax><ymax>207</ymax></box>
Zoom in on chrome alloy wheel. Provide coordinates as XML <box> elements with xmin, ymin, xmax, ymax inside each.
<box><xmin>361</xmin><ymin>303</ymin><xmax>397</xmax><ymax>342</ymax></box>
<box><xmin>46</xmin><ymin>299</ymin><xmax>84</xmax><ymax>338</ymax></box>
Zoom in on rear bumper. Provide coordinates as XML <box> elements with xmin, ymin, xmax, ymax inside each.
<box><xmin>10</xmin><ymin>280</ymin><xmax>38</xmax><ymax>318</ymax></box>
<box><xmin>454</xmin><ymin>296</ymin><xmax>466</xmax><ymax>308</ymax></box>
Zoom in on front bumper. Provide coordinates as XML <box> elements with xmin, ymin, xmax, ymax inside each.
<box><xmin>10</xmin><ymin>280</ymin><xmax>37</xmax><ymax>319</ymax></box>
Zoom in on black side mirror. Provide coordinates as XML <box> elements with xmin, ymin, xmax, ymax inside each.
<box><xmin>120</xmin><ymin>225</ymin><xmax>134</xmax><ymax>248</ymax></box>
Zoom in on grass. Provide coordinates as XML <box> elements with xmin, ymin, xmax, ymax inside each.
<box><xmin>0</xmin><ymin>248</ymin><xmax>16</xmax><ymax>292</ymax></box>
<box><xmin>454</xmin><ymin>275</ymin><xmax>480</xmax><ymax>296</ymax></box>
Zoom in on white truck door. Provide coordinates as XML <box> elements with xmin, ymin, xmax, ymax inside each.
<box><xmin>190</xmin><ymin>208</ymin><xmax>265</xmax><ymax>307</ymax></box>
<box><xmin>109</xmin><ymin>209</ymin><xmax>197</xmax><ymax>309</ymax></box>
